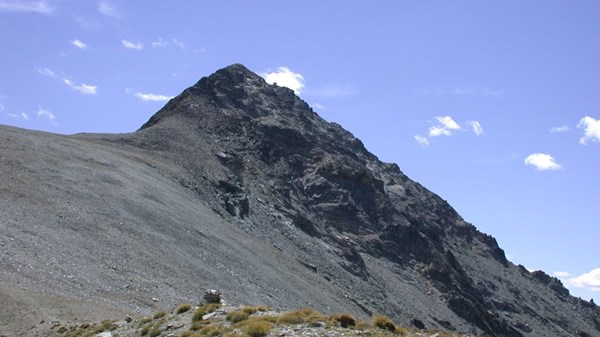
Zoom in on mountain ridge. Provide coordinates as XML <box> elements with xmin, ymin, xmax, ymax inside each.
<box><xmin>1</xmin><ymin>64</ymin><xmax>598</xmax><ymax>336</ymax></box>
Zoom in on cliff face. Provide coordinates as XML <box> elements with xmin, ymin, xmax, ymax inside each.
<box><xmin>1</xmin><ymin>64</ymin><xmax>599</xmax><ymax>336</ymax></box>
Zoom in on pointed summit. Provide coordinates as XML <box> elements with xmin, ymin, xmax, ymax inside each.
<box><xmin>139</xmin><ymin>63</ymin><xmax>308</xmax><ymax>130</ymax></box>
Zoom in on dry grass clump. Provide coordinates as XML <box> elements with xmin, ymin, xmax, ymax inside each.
<box><xmin>331</xmin><ymin>313</ymin><xmax>356</xmax><ymax>328</ymax></box>
<box><xmin>193</xmin><ymin>303</ymin><xmax>222</xmax><ymax>321</ymax></box>
<box><xmin>241</xmin><ymin>305</ymin><xmax>270</xmax><ymax>314</ymax></box>
<box><xmin>153</xmin><ymin>310</ymin><xmax>167</xmax><ymax>319</ymax></box>
<box><xmin>226</xmin><ymin>310</ymin><xmax>250</xmax><ymax>323</ymax></box>
<box><xmin>177</xmin><ymin>303</ymin><xmax>193</xmax><ymax>314</ymax></box>
<box><xmin>277</xmin><ymin>307</ymin><xmax>327</xmax><ymax>324</ymax></box>
<box><xmin>243</xmin><ymin>320</ymin><xmax>273</xmax><ymax>337</ymax></box>
<box><xmin>372</xmin><ymin>315</ymin><xmax>397</xmax><ymax>332</ymax></box>
<box><xmin>199</xmin><ymin>325</ymin><xmax>227</xmax><ymax>337</ymax></box>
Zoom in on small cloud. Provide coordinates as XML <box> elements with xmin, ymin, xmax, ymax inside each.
<box><xmin>468</xmin><ymin>120</ymin><xmax>484</xmax><ymax>136</ymax></box>
<box><xmin>70</xmin><ymin>39</ymin><xmax>87</xmax><ymax>49</ymax></box>
<box><xmin>524</xmin><ymin>153</ymin><xmax>563</xmax><ymax>171</ymax></box>
<box><xmin>38</xmin><ymin>67</ymin><xmax>97</xmax><ymax>95</ymax></box>
<box><xmin>134</xmin><ymin>92</ymin><xmax>174</xmax><ymax>102</ymax></box>
<box><xmin>312</xmin><ymin>103</ymin><xmax>326</xmax><ymax>110</ymax></box>
<box><xmin>122</xmin><ymin>39</ymin><xmax>143</xmax><ymax>50</ymax></box>
<box><xmin>194</xmin><ymin>47</ymin><xmax>206</xmax><ymax>54</ymax></box>
<box><xmin>37</xmin><ymin>67</ymin><xmax>55</xmax><ymax>77</ymax></box>
<box><xmin>0</xmin><ymin>0</ymin><xmax>53</xmax><ymax>14</ymax></box>
<box><xmin>172</xmin><ymin>38</ymin><xmax>185</xmax><ymax>50</ymax></box>
<box><xmin>0</xmin><ymin>95</ymin><xmax>5</xmax><ymax>112</ymax></box>
<box><xmin>554</xmin><ymin>271</ymin><xmax>571</xmax><ymax>278</ymax></box>
<box><xmin>261</xmin><ymin>66</ymin><xmax>304</xmax><ymax>95</ymax></box>
<box><xmin>22</xmin><ymin>112</ymin><xmax>30</xmax><ymax>120</ymax></box>
<box><xmin>577</xmin><ymin>116</ymin><xmax>600</xmax><ymax>145</ymax></box>
<box><xmin>569</xmin><ymin>268</ymin><xmax>600</xmax><ymax>292</ymax></box>
<box><xmin>414</xmin><ymin>135</ymin><xmax>429</xmax><ymax>146</ymax></box>
<box><xmin>37</xmin><ymin>105</ymin><xmax>57</xmax><ymax>125</ymax></box>
<box><xmin>98</xmin><ymin>0</ymin><xmax>117</xmax><ymax>17</ymax></box>
<box><xmin>152</xmin><ymin>37</ymin><xmax>168</xmax><ymax>48</ymax></box>
<box><xmin>550</xmin><ymin>125</ymin><xmax>569</xmax><ymax>134</ymax></box>
<box><xmin>429</xmin><ymin>116</ymin><xmax>461</xmax><ymax>137</ymax></box>
<box><xmin>63</xmin><ymin>79</ymin><xmax>97</xmax><ymax>94</ymax></box>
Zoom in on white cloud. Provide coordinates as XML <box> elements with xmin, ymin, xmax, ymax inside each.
<box><xmin>38</xmin><ymin>67</ymin><xmax>97</xmax><ymax>95</ymax></box>
<box><xmin>172</xmin><ymin>39</ymin><xmax>185</xmax><ymax>50</ymax></box>
<box><xmin>414</xmin><ymin>135</ymin><xmax>429</xmax><ymax>146</ymax></box>
<box><xmin>577</xmin><ymin>116</ymin><xmax>600</xmax><ymax>145</ymax></box>
<box><xmin>261</xmin><ymin>66</ymin><xmax>304</xmax><ymax>95</ymax></box>
<box><xmin>22</xmin><ymin>112</ymin><xmax>29</xmax><ymax>120</ymax></box>
<box><xmin>569</xmin><ymin>268</ymin><xmax>600</xmax><ymax>292</ymax></box>
<box><xmin>37</xmin><ymin>105</ymin><xmax>57</xmax><ymax>125</ymax></box>
<box><xmin>98</xmin><ymin>1</ymin><xmax>117</xmax><ymax>17</ymax></box>
<box><xmin>122</xmin><ymin>40</ymin><xmax>143</xmax><ymax>50</ymax></box>
<box><xmin>151</xmin><ymin>37</ymin><xmax>185</xmax><ymax>50</ymax></box>
<box><xmin>553</xmin><ymin>271</ymin><xmax>570</xmax><ymax>278</ymax></box>
<box><xmin>550</xmin><ymin>125</ymin><xmax>569</xmax><ymax>133</ymax></box>
<box><xmin>37</xmin><ymin>67</ymin><xmax>55</xmax><ymax>77</ymax></box>
<box><xmin>429</xmin><ymin>116</ymin><xmax>461</xmax><ymax>137</ymax></box>
<box><xmin>312</xmin><ymin>103</ymin><xmax>326</xmax><ymax>110</ymax></box>
<box><xmin>152</xmin><ymin>37</ymin><xmax>168</xmax><ymax>48</ymax></box>
<box><xmin>134</xmin><ymin>92</ymin><xmax>174</xmax><ymax>102</ymax></box>
<box><xmin>468</xmin><ymin>120</ymin><xmax>484</xmax><ymax>136</ymax></box>
<box><xmin>0</xmin><ymin>0</ymin><xmax>53</xmax><ymax>13</ymax></box>
<box><xmin>63</xmin><ymin>79</ymin><xmax>97</xmax><ymax>94</ymax></box>
<box><xmin>0</xmin><ymin>95</ymin><xmax>5</xmax><ymax>112</ymax></box>
<box><xmin>524</xmin><ymin>153</ymin><xmax>563</xmax><ymax>171</ymax></box>
<box><xmin>71</xmin><ymin>39</ymin><xmax>87</xmax><ymax>49</ymax></box>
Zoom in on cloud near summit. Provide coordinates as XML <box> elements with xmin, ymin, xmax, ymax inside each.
<box><xmin>261</xmin><ymin>67</ymin><xmax>304</xmax><ymax>95</ymax></box>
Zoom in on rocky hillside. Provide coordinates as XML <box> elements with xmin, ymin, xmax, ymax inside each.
<box><xmin>1</xmin><ymin>64</ymin><xmax>599</xmax><ymax>337</ymax></box>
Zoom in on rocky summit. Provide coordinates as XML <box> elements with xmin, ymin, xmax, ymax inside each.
<box><xmin>1</xmin><ymin>64</ymin><xmax>599</xmax><ymax>337</ymax></box>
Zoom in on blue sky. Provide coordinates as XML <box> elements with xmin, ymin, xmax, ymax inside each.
<box><xmin>1</xmin><ymin>1</ymin><xmax>599</xmax><ymax>300</ymax></box>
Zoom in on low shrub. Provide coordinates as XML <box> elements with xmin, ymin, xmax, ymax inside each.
<box><xmin>278</xmin><ymin>307</ymin><xmax>326</xmax><ymax>324</ymax></box>
<box><xmin>153</xmin><ymin>310</ymin><xmax>167</xmax><ymax>319</ymax></box>
<box><xmin>199</xmin><ymin>325</ymin><xmax>226</xmax><ymax>337</ymax></box>
<box><xmin>227</xmin><ymin>310</ymin><xmax>250</xmax><ymax>323</ymax></box>
<box><xmin>243</xmin><ymin>320</ymin><xmax>272</xmax><ymax>337</ymax></box>
<box><xmin>332</xmin><ymin>313</ymin><xmax>356</xmax><ymax>328</ymax></box>
<box><xmin>193</xmin><ymin>303</ymin><xmax>222</xmax><ymax>322</ymax></box>
<box><xmin>372</xmin><ymin>315</ymin><xmax>397</xmax><ymax>332</ymax></box>
<box><xmin>176</xmin><ymin>303</ymin><xmax>193</xmax><ymax>314</ymax></box>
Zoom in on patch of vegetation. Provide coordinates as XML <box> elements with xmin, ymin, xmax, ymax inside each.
<box><xmin>241</xmin><ymin>306</ymin><xmax>269</xmax><ymax>314</ymax></box>
<box><xmin>226</xmin><ymin>310</ymin><xmax>250</xmax><ymax>323</ymax></box>
<box><xmin>153</xmin><ymin>310</ymin><xmax>167</xmax><ymax>319</ymax></box>
<box><xmin>277</xmin><ymin>307</ymin><xmax>327</xmax><ymax>324</ymax></box>
<box><xmin>193</xmin><ymin>303</ymin><xmax>222</xmax><ymax>322</ymax></box>
<box><xmin>243</xmin><ymin>320</ymin><xmax>272</xmax><ymax>337</ymax></box>
<box><xmin>199</xmin><ymin>325</ymin><xmax>227</xmax><ymax>337</ymax></box>
<box><xmin>149</xmin><ymin>327</ymin><xmax>161</xmax><ymax>337</ymax></box>
<box><xmin>372</xmin><ymin>315</ymin><xmax>397</xmax><ymax>332</ymax></box>
<box><xmin>177</xmin><ymin>303</ymin><xmax>193</xmax><ymax>314</ymax></box>
<box><xmin>331</xmin><ymin>313</ymin><xmax>356</xmax><ymax>328</ymax></box>
<box><xmin>138</xmin><ymin>317</ymin><xmax>152</xmax><ymax>327</ymax></box>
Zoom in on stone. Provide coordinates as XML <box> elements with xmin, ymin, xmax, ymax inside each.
<box><xmin>203</xmin><ymin>289</ymin><xmax>221</xmax><ymax>303</ymax></box>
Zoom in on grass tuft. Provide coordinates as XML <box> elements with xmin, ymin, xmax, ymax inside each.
<box><xmin>243</xmin><ymin>320</ymin><xmax>272</xmax><ymax>337</ymax></box>
<box><xmin>192</xmin><ymin>303</ymin><xmax>222</xmax><ymax>322</ymax></box>
<box><xmin>372</xmin><ymin>315</ymin><xmax>397</xmax><ymax>332</ymax></box>
<box><xmin>226</xmin><ymin>310</ymin><xmax>250</xmax><ymax>323</ymax></box>
<box><xmin>331</xmin><ymin>313</ymin><xmax>356</xmax><ymax>328</ymax></box>
<box><xmin>278</xmin><ymin>307</ymin><xmax>327</xmax><ymax>325</ymax></box>
<box><xmin>153</xmin><ymin>310</ymin><xmax>167</xmax><ymax>319</ymax></box>
<box><xmin>176</xmin><ymin>303</ymin><xmax>193</xmax><ymax>314</ymax></box>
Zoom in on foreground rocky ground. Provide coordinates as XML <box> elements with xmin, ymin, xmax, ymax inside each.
<box><xmin>26</xmin><ymin>298</ymin><xmax>476</xmax><ymax>337</ymax></box>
